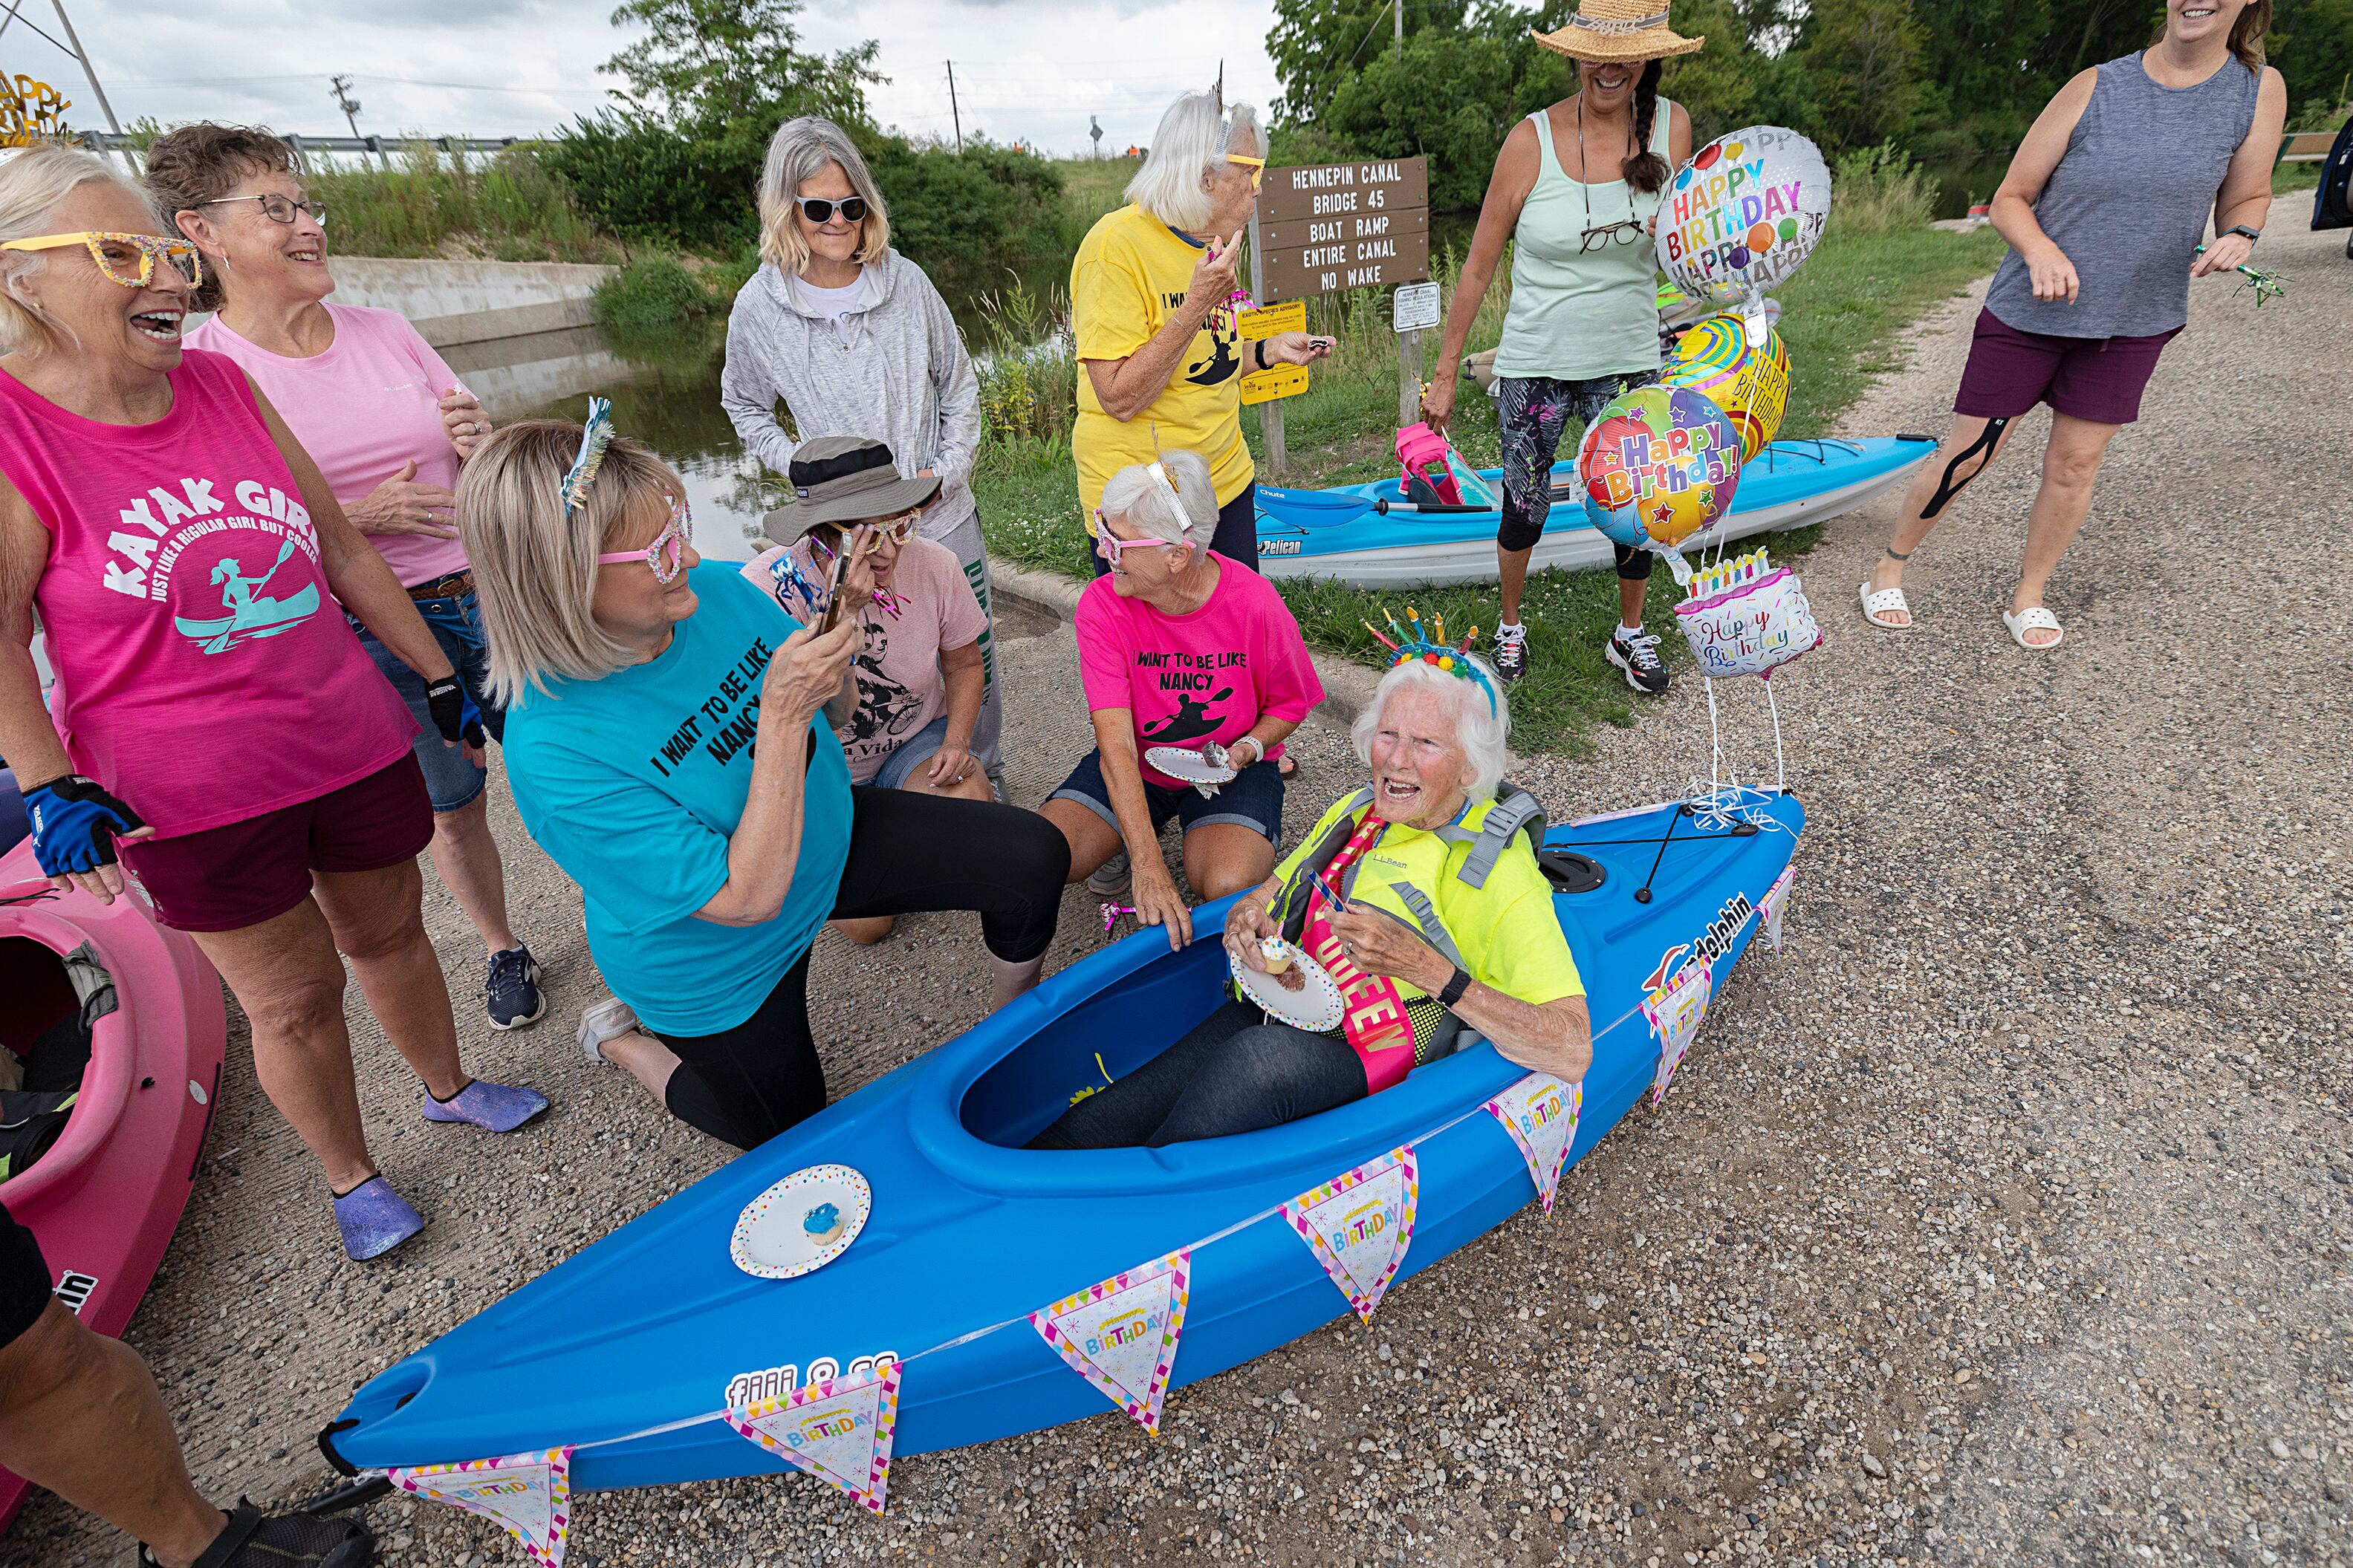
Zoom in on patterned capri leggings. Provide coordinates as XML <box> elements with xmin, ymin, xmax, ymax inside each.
<box><xmin>1496</xmin><ymin>369</ymin><xmax>1661</xmax><ymax>579</ymax></box>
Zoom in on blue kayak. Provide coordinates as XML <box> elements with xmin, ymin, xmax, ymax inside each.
<box><xmin>1256</xmin><ymin>435</ymin><xmax>1935</xmax><ymax>588</ymax></box>
<box><xmin>328</xmin><ymin>790</ymin><xmax>1803</xmax><ymax>1493</ymax></box>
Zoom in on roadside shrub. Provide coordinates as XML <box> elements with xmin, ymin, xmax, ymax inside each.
<box><xmin>1832</xmin><ymin>143</ymin><xmax>1935</xmax><ymax>237</ymax></box>
<box><xmin>973</xmin><ymin>272</ymin><xmax>1076</xmax><ymax>446</ymax></box>
<box><xmin>311</xmin><ymin>142</ymin><xmax>619</xmax><ymax>263</ymax></box>
<box><xmin>542</xmin><ymin>110</ymin><xmax>765</xmax><ymax>251</ymax></box>
<box><xmin>594</xmin><ymin>253</ymin><xmax>710</xmax><ymax>329</ymax></box>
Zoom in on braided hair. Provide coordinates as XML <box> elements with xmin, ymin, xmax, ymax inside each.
<box><xmin>1622</xmin><ymin>59</ymin><xmax>1669</xmax><ymax>195</ymax></box>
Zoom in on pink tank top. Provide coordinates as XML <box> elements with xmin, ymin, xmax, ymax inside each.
<box><xmin>0</xmin><ymin>350</ymin><xmax>415</xmax><ymax>839</ymax></box>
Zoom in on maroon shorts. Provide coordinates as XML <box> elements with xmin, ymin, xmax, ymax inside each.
<box><xmin>122</xmin><ymin>755</ymin><xmax>433</xmax><ymax>933</ymax></box>
<box><xmin>1953</xmin><ymin>308</ymin><xmax>2179</xmax><ymax>426</ymax></box>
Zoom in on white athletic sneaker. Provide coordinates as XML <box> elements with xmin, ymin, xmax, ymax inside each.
<box><xmin>577</xmin><ymin>997</ymin><xmax>640</xmax><ymax>1065</ymax></box>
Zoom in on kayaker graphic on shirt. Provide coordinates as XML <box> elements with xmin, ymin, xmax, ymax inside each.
<box><xmin>1139</xmin><ymin>686</ymin><xmax>1232</xmax><ymax>746</ymax></box>
<box><xmin>173</xmin><ymin>540</ymin><xmax>321</xmax><ymax>654</ymax></box>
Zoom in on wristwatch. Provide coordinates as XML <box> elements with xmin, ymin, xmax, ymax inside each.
<box><xmin>1438</xmin><ymin>966</ymin><xmax>1473</xmax><ymax>1007</ymax></box>
<box><xmin>2223</xmin><ymin>224</ymin><xmax>2262</xmax><ymax>244</ymax></box>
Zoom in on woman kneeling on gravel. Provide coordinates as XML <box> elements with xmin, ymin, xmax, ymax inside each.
<box><xmin>460</xmin><ymin>410</ymin><xmax>1068</xmax><ymax>1151</ymax></box>
<box><xmin>1031</xmin><ymin>653</ymin><xmax>1589</xmax><ymax>1148</ymax></box>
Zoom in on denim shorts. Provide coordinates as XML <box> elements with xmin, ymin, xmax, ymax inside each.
<box><xmin>351</xmin><ymin>589</ymin><xmax>503</xmax><ymax>813</ymax></box>
<box><xmin>1050</xmin><ymin>749</ymin><xmax>1285</xmax><ymax>845</ymax></box>
<box><xmin>871</xmin><ymin>715</ymin><xmax>952</xmax><ymax>790</ymax></box>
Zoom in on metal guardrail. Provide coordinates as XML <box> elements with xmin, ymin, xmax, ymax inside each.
<box><xmin>82</xmin><ymin>131</ymin><xmax>533</xmax><ymax>163</ymax></box>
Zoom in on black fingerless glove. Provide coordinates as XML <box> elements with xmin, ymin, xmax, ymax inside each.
<box><xmin>425</xmin><ymin>675</ymin><xmax>470</xmax><ymax>746</ymax></box>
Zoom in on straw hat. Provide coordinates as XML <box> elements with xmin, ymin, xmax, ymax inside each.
<box><xmin>1531</xmin><ymin>0</ymin><xmax>1704</xmax><ymax>62</ymax></box>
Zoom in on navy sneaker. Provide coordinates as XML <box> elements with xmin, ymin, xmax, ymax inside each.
<box><xmin>485</xmin><ymin>946</ymin><xmax>545</xmax><ymax>1030</ymax></box>
<box><xmin>1606</xmin><ymin>628</ymin><xmax>1671</xmax><ymax>695</ymax></box>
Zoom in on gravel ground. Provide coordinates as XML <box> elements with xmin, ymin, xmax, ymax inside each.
<box><xmin>12</xmin><ymin>201</ymin><xmax>2348</xmax><ymax>1567</ymax></box>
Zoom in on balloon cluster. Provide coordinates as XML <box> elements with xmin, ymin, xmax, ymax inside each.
<box><xmin>1577</xmin><ymin>126</ymin><xmax>1831</xmax><ymax>585</ymax></box>
<box><xmin>1672</xmin><ymin>547</ymin><xmax>1821</xmax><ymax>680</ymax></box>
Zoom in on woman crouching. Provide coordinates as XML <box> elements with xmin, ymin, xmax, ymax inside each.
<box><xmin>460</xmin><ymin>411</ymin><xmax>1068</xmax><ymax>1150</ymax></box>
<box><xmin>1032</xmin><ymin>651</ymin><xmax>1588</xmax><ymax>1148</ymax></box>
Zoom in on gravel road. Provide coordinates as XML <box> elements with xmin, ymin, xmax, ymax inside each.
<box><xmin>10</xmin><ymin>201</ymin><xmax>2346</xmax><ymax>1568</ymax></box>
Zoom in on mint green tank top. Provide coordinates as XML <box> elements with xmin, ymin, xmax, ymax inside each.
<box><xmin>1493</xmin><ymin>100</ymin><xmax>1675</xmax><ymax>382</ymax></box>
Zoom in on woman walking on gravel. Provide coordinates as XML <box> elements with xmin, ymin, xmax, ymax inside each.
<box><xmin>1421</xmin><ymin>0</ymin><xmax>1696</xmax><ymax>691</ymax></box>
<box><xmin>1860</xmin><ymin>0</ymin><xmax>2285</xmax><ymax>650</ymax></box>
<box><xmin>721</xmin><ymin>117</ymin><xmax>1009</xmax><ymax>787</ymax></box>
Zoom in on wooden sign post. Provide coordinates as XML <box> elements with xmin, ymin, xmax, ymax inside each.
<box><xmin>1248</xmin><ymin>157</ymin><xmax>1433</xmax><ymax>466</ymax></box>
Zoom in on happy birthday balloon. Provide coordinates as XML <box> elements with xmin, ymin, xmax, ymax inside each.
<box><xmin>1657</xmin><ymin>126</ymin><xmax>1832</xmax><ymax>308</ymax></box>
<box><xmin>1672</xmin><ymin>548</ymin><xmax>1822</xmax><ymax>680</ymax></box>
<box><xmin>1661</xmin><ymin>316</ymin><xmax>1791</xmax><ymax>462</ymax></box>
<box><xmin>1577</xmin><ymin>385</ymin><xmax>1743</xmax><ymax>582</ymax></box>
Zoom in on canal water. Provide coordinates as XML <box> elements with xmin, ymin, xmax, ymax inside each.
<box><xmin>447</xmin><ymin>318</ymin><xmax>773</xmax><ymax>564</ymax></box>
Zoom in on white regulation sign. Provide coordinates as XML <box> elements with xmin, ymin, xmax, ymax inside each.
<box><xmin>1392</xmin><ymin>281</ymin><xmax>1441</xmax><ymax>334</ymax></box>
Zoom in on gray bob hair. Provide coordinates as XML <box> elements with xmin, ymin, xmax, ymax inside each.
<box><xmin>1352</xmin><ymin>654</ymin><xmax>1510</xmax><ymax>803</ymax></box>
<box><xmin>0</xmin><ymin>143</ymin><xmax>144</xmax><ymax>357</ymax></box>
<box><xmin>1124</xmin><ymin>90</ymin><xmax>1265</xmax><ymax>233</ymax></box>
<box><xmin>1097</xmin><ymin>448</ymin><xmax>1217</xmax><ymax>547</ymax></box>
<box><xmin>457</xmin><ymin>418</ymin><xmax>687</xmax><ymax>707</ymax></box>
<box><xmin>758</xmin><ymin>116</ymin><xmax>891</xmax><ymax>273</ymax></box>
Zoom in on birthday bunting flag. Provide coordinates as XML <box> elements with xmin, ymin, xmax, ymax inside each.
<box><xmin>1482</xmin><ymin>1073</ymin><xmax>1584</xmax><ymax>1215</ymax></box>
<box><xmin>1644</xmin><ymin>956</ymin><xmax>1714</xmax><ymax>1105</ymax></box>
<box><xmin>727</xmin><ymin>1362</ymin><xmax>902</xmax><ymax>1514</ymax></box>
<box><xmin>1282</xmin><ymin>1146</ymin><xmax>1418</xmax><ymax>1322</ymax></box>
<box><xmin>1030</xmin><ymin>1249</ymin><xmax>1191</xmax><ymax>1434</ymax></box>
<box><xmin>390</xmin><ymin>1446</ymin><xmax>573</xmax><ymax>1567</ymax></box>
<box><xmin>1757</xmin><ymin>865</ymin><xmax>1794</xmax><ymax>952</ymax></box>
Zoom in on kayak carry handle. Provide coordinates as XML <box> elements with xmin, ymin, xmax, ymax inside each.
<box><xmin>317</xmin><ymin>1416</ymin><xmax>360</xmax><ymax>1477</ymax></box>
<box><xmin>301</xmin><ymin>1474</ymin><xmax>393</xmax><ymax>1515</ymax></box>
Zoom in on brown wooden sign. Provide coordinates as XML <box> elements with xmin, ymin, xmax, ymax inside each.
<box><xmin>1257</xmin><ymin>157</ymin><xmax>1427</xmax><ymax>222</ymax></box>
<box><xmin>1254</xmin><ymin>157</ymin><xmax>1429</xmax><ymax>303</ymax></box>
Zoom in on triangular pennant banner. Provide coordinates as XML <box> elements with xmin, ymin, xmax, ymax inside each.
<box><xmin>727</xmin><ymin>1362</ymin><xmax>901</xmax><ymax>1513</ymax></box>
<box><xmin>1282</xmin><ymin>1146</ymin><xmax>1418</xmax><ymax>1322</ymax></box>
<box><xmin>1757</xmin><ymin>865</ymin><xmax>1794</xmax><ymax>951</ymax></box>
<box><xmin>1483</xmin><ymin>1073</ymin><xmax>1584</xmax><ymax>1215</ymax></box>
<box><xmin>1644</xmin><ymin>957</ymin><xmax>1714</xmax><ymax>1105</ymax></box>
<box><xmin>390</xmin><ymin>1446</ymin><xmax>572</xmax><ymax>1567</ymax></box>
<box><xmin>1030</xmin><ymin>1248</ymin><xmax>1190</xmax><ymax>1434</ymax></box>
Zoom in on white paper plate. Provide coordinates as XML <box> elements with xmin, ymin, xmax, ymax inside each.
<box><xmin>730</xmin><ymin>1163</ymin><xmax>871</xmax><ymax>1281</ymax></box>
<box><xmin>1231</xmin><ymin>943</ymin><xmax>1345</xmax><ymax>1031</ymax></box>
<box><xmin>1145</xmin><ymin>745</ymin><xmax>1239</xmax><ymax>786</ymax></box>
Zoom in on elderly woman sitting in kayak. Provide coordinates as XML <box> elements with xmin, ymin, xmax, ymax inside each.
<box><xmin>1031</xmin><ymin>648</ymin><xmax>1590</xmax><ymax>1148</ymax></box>
<box><xmin>458</xmin><ymin>408</ymin><xmax>1068</xmax><ymax>1151</ymax></box>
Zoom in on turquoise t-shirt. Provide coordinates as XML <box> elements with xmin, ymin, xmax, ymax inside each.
<box><xmin>504</xmin><ymin>563</ymin><xmax>854</xmax><ymax>1035</ymax></box>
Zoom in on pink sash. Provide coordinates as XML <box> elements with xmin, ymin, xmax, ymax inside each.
<box><xmin>1298</xmin><ymin>813</ymin><xmax>1418</xmax><ymax>1093</ymax></box>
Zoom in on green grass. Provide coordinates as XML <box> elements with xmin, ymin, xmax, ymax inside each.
<box><xmin>309</xmin><ymin>141</ymin><xmax>622</xmax><ymax>264</ymax></box>
<box><xmin>974</xmin><ymin>215</ymin><xmax>2004</xmax><ymax>755</ymax></box>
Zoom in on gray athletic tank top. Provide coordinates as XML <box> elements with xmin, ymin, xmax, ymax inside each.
<box><xmin>1984</xmin><ymin>52</ymin><xmax>2259</xmax><ymax>339</ymax></box>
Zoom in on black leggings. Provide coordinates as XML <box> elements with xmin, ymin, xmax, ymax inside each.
<box><xmin>652</xmin><ymin>787</ymin><xmax>1070</xmax><ymax>1148</ymax></box>
<box><xmin>1028</xmin><ymin>999</ymin><xmax>1368</xmax><ymax>1149</ymax></box>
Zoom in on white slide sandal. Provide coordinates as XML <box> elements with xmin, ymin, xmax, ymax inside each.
<box><xmin>1859</xmin><ymin>582</ymin><xmax>1912</xmax><ymax>632</ymax></box>
<box><xmin>2002</xmin><ymin>605</ymin><xmax>2064</xmax><ymax>650</ymax></box>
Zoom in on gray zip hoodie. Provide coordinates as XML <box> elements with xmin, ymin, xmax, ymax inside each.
<box><xmin>720</xmin><ymin>250</ymin><xmax>982</xmax><ymax>541</ymax></box>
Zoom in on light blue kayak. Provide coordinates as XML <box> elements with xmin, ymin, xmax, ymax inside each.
<box><xmin>1256</xmin><ymin>435</ymin><xmax>1935</xmax><ymax>587</ymax></box>
<box><xmin>327</xmin><ymin>790</ymin><xmax>1803</xmax><ymax>1494</ymax></box>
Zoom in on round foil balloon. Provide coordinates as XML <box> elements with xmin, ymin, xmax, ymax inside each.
<box><xmin>1673</xmin><ymin>548</ymin><xmax>1823</xmax><ymax>680</ymax></box>
<box><xmin>1656</xmin><ymin>126</ymin><xmax>1832</xmax><ymax>308</ymax></box>
<box><xmin>1577</xmin><ymin>385</ymin><xmax>1743</xmax><ymax>569</ymax></box>
<box><xmin>1661</xmin><ymin>316</ymin><xmax>1791</xmax><ymax>461</ymax></box>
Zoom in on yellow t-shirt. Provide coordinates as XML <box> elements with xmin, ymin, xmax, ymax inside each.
<box><xmin>1070</xmin><ymin>204</ymin><xmax>1253</xmax><ymax>513</ymax></box>
<box><xmin>1275</xmin><ymin>795</ymin><xmax>1586</xmax><ymax>1009</ymax></box>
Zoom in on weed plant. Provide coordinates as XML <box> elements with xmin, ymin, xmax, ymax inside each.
<box><xmin>309</xmin><ymin>142</ymin><xmax>620</xmax><ymax>264</ymax></box>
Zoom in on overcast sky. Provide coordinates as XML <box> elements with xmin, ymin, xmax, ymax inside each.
<box><xmin>46</xmin><ymin>0</ymin><xmax>1289</xmax><ymax>157</ymax></box>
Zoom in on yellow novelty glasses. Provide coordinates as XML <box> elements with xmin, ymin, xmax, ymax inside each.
<box><xmin>1225</xmin><ymin>153</ymin><xmax>1265</xmax><ymax>192</ymax></box>
<box><xmin>0</xmin><ymin>231</ymin><xmax>204</xmax><ymax>290</ymax></box>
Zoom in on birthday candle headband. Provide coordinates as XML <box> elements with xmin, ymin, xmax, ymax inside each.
<box><xmin>1145</xmin><ymin>460</ymin><xmax>1192</xmax><ymax>536</ymax></box>
<box><xmin>560</xmin><ymin>396</ymin><xmax>616</xmax><ymax>519</ymax></box>
<box><xmin>1360</xmin><ymin>603</ymin><xmax>1499</xmax><ymax>716</ymax></box>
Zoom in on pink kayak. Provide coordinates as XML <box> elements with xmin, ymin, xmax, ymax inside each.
<box><xmin>0</xmin><ymin>838</ymin><xmax>225</xmax><ymax>1533</ymax></box>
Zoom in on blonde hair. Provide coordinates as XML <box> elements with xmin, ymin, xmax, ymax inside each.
<box><xmin>756</xmin><ymin>117</ymin><xmax>891</xmax><ymax>273</ymax></box>
<box><xmin>1125</xmin><ymin>91</ymin><xmax>1264</xmax><ymax>233</ymax></box>
<box><xmin>457</xmin><ymin>419</ymin><xmax>687</xmax><ymax>706</ymax></box>
<box><xmin>0</xmin><ymin>142</ymin><xmax>146</xmax><ymax>357</ymax></box>
<box><xmin>1099</xmin><ymin>449</ymin><xmax>1217</xmax><ymax>545</ymax></box>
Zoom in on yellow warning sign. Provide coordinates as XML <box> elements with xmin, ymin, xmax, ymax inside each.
<box><xmin>1236</xmin><ymin>300</ymin><xmax>1306</xmax><ymax>341</ymax></box>
<box><xmin>1239</xmin><ymin>362</ymin><xmax>1308</xmax><ymax>406</ymax></box>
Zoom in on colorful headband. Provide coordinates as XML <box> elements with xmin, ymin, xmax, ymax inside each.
<box><xmin>560</xmin><ymin>396</ymin><xmax>615</xmax><ymax>519</ymax></box>
<box><xmin>1361</xmin><ymin>603</ymin><xmax>1499</xmax><ymax>716</ymax></box>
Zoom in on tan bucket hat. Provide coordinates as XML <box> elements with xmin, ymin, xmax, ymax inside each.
<box><xmin>1531</xmin><ymin>0</ymin><xmax>1704</xmax><ymax>63</ymax></box>
<box><xmin>762</xmin><ymin>435</ymin><xmax>941</xmax><ymax>543</ymax></box>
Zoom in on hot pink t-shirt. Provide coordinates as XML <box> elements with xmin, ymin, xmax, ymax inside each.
<box><xmin>0</xmin><ymin>350</ymin><xmax>415</xmax><ymax>838</ymax></box>
<box><xmin>1076</xmin><ymin>553</ymin><xmax>1325</xmax><ymax>790</ymax></box>
<box><xmin>183</xmin><ymin>303</ymin><xmax>469</xmax><ymax>587</ymax></box>
<box><xmin>741</xmin><ymin>536</ymin><xmax>987</xmax><ymax>784</ymax></box>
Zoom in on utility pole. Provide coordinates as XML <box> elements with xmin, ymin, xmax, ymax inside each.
<box><xmin>1395</xmin><ymin>0</ymin><xmax>1404</xmax><ymax>61</ymax></box>
<box><xmin>48</xmin><ymin>0</ymin><xmax>120</xmax><ymax>135</ymax></box>
<box><xmin>945</xmin><ymin>61</ymin><xmax>962</xmax><ymax>152</ymax></box>
<box><xmin>330</xmin><ymin>74</ymin><xmax>386</xmax><ymax>169</ymax></box>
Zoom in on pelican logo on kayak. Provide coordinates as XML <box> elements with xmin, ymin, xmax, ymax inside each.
<box><xmin>1259</xmin><ymin>539</ymin><xmax>1301</xmax><ymax>556</ymax></box>
<box><xmin>1087</xmin><ymin>1306</ymin><xmax>1163</xmax><ymax>1356</ymax></box>
<box><xmin>723</xmin><ymin>1350</ymin><xmax>897</xmax><ymax>1411</ymax></box>
<box><xmin>1641</xmin><ymin>891</ymin><xmax>1753</xmax><ymax>991</ymax></box>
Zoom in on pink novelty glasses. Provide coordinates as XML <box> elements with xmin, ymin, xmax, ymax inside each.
<box><xmin>597</xmin><ymin>493</ymin><xmax>691</xmax><ymax>582</ymax></box>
